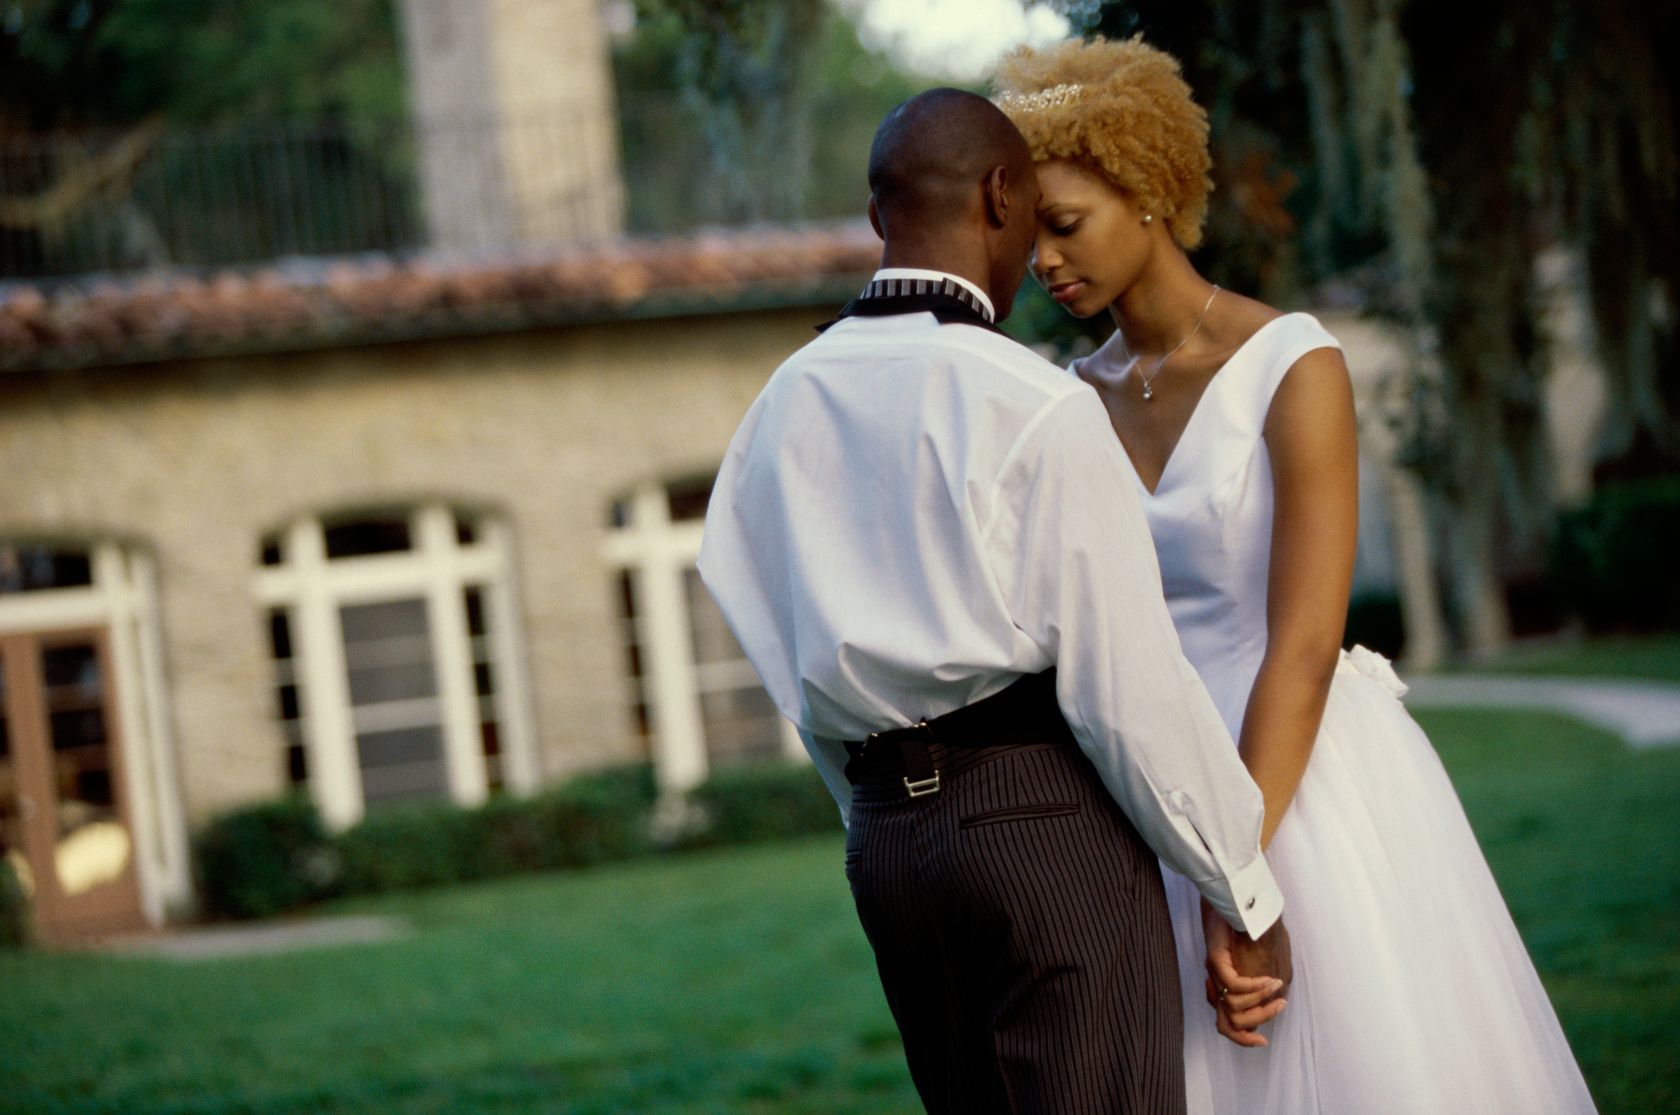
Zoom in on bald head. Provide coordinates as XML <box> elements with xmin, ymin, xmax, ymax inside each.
<box><xmin>865</xmin><ymin>89</ymin><xmax>1040</xmax><ymax>316</ymax></box>
<box><xmin>868</xmin><ymin>89</ymin><xmax>1034</xmax><ymax>235</ymax></box>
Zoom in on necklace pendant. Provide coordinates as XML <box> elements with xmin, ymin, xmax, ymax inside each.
<box><xmin>1141</xmin><ymin>383</ymin><xmax>1154</xmax><ymax>401</ymax></box>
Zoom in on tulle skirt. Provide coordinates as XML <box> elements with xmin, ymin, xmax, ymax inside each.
<box><xmin>1163</xmin><ymin>653</ymin><xmax>1599</xmax><ymax>1114</ymax></box>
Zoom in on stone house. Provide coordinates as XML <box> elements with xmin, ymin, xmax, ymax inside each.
<box><xmin>0</xmin><ymin>0</ymin><xmax>879</xmax><ymax>945</ymax></box>
<box><xmin>0</xmin><ymin>223</ymin><xmax>879</xmax><ymax>940</ymax></box>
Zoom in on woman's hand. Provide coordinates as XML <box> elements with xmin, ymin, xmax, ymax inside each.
<box><xmin>1201</xmin><ymin>896</ymin><xmax>1291</xmax><ymax>1047</ymax></box>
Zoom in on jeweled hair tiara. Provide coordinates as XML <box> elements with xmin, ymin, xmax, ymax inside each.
<box><xmin>993</xmin><ymin>82</ymin><xmax>1085</xmax><ymax>112</ymax></box>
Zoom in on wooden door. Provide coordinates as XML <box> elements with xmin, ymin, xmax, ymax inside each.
<box><xmin>0</xmin><ymin>628</ymin><xmax>144</xmax><ymax>942</ymax></box>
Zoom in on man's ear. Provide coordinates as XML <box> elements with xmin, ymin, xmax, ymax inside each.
<box><xmin>867</xmin><ymin>195</ymin><xmax>884</xmax><ymax>241</ymax></box>
<box><xmin>982</xmin><ymin>166</ymin><xmax>1010</xmax><ymax>229</ymax></box>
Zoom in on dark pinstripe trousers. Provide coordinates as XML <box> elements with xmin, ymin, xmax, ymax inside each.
<box><xmin>844</xmin><ymin>731</ymin><xmax>1186</xmax><ymax>1114</ymax></box>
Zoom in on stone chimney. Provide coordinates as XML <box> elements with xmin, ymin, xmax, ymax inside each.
<box><xmin>396</xmin><ymin>0</ymin><xmax>626</xmax><ymax>255</ymax></box>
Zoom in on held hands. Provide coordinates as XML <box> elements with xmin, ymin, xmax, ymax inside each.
<box><xmin>1200</xmin><ymin>897</ymin><xmax>1292</xmax><ymax>1048</ymax></box>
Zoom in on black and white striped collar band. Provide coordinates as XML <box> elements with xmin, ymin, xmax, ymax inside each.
<box><xmin>856</xmin><ymin>276</ymin><xmax>994</xmax><ymax>323</ymax></box>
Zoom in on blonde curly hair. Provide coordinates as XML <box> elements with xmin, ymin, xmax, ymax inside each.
<box><xmin>994</xmin><ymin>36</ymin><xmax>1213</xmax><ymax>250</ymax></box>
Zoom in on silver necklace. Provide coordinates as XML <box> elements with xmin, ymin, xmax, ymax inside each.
<box><xmin>1130</xmin><ymin>284</ymin><xmax>1219</xmax><ymax>401</ymax></box>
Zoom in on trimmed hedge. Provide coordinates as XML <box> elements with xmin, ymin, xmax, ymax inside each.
<box><xmin>683</xmin><ymin>760</ymin><xmax>842</xmax><ymax>848</ymax></box>
<box><xmin>1552</xmin><ymin>476</ymin><xmax>1680</xmax><ymax>633</ymax></box>
<box><xmin>192</xmin><ymin>796</ymin><xmax>336</xmax><ymax>920</ymax></box>
<box><xmin>334</xmin><ymin>764</ymin><xmax>657</xmax><ymax>894</ymax></box>
<box><xmin>0</xmin><ymin>857</ymin><xmax>29</xmax><ymax>948</ymax></box>
<box><xmin>535</xmin><ymin>762</ymin><xmax>660</xmax><ymax>866</ymax></box>
<box><xmin>333</xmin><ymin>800</ymin><xmax>493</xmax><ymax>895</ymax></box>
<box><xmin>189</xmin><ymin>760</ymin><xmax>843</xmax><ymax>921</ymax></box>
<box><xmin>192</xmin><ymin>763</ymin><xmax>660</xmax><ymax>918</ymax></box>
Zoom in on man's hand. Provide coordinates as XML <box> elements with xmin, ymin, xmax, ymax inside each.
<box><xmin>1200</xmin><ymin>897</ymin><xmax>1291</xmax><ymax>1048</ymax></box>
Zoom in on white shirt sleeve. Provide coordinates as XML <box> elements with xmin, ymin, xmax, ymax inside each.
<box><xmin>985</xmin><ymin>388</ymin><xmax>1284</xmax><ymax>937</ymax></box>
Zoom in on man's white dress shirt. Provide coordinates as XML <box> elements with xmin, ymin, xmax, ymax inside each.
<box><xmin>697</xmin><ymin>269</ymin><xmax>1283</xmax><ymax>937</ymax></box>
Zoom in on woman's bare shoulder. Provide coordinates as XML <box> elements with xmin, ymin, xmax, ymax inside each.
<box><xmin>1205</xmin><ymin>290</ymin><xmax>1287</xmax><ymax>358</ymax></box>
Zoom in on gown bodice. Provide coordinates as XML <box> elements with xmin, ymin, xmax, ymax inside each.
<box><xmin>1070</xmin><ymin>312</ymin><xmax>1344</xmax><ymax>734</ymax></box>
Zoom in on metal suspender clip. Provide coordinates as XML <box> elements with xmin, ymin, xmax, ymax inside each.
<box><xmin>861</xmin><ymin>718</ymin><xmax>942</xmax><ymax>798</ymax></box>
<box><xmin>903</xmin><ymin>771</ymin><xmax>942</xmax><ymax>797</ymax></box>
<box><xmin>898</xmin><ymin>719</ymin><xmax>941</xmax><ymax>798</ymax></box>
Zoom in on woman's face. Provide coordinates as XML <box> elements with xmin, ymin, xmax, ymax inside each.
<box><xmin>1031</xmin><ymin>159</ymin><xmax>1152</xmax><ymax>318</ymax></box>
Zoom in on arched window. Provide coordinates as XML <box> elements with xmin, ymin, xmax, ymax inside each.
<box><xmin>604</xmin><ymin>476</ymin><xmax>801</xmax><ymax>793</ymax></box>
<box><xmin>0</xmin><ymin>539</ymin><xmax>186</xmax><ymax>938</ymax></box>
<box><xmin>254</xmin><ymin>504</ymin><xmax>536</xmax><ymax>828</ymax></box>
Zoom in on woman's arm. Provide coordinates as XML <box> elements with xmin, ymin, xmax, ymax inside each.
<box><xmin>1241</xmin><ymin>346</ymin><xmax>1360</xmax><ymax>849</ymax></box>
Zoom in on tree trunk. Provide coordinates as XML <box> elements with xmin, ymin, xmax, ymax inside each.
<box><xmin>1385</xmin><ymin>468</ymin><xmax>1448</xmax><ymax>670</ymax></box>
<box><xmin>1444</xmin><ymin>483</ymin><xmax>1512</xmax><ymax>659</ymax></box>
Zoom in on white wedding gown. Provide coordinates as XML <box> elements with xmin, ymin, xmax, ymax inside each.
<box><xmin>1071</xmin><ymin>313</ymin><xmax>1598</xmax><ymax>1114</ymax></box>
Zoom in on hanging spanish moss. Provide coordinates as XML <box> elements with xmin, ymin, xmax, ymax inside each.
<box><xmin>1552</xmin><ymin>0</ymin><xmax>1679</xmax><ymax>477</ymax></box>
<box><xmin>1092</xmin><ymin>0</ymin><xmax>1676</xmax><ymax>655</ymax></box>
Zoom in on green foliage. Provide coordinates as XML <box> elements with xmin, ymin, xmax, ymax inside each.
<box><xmin>1343</xmin><ymin>590</ymin><xmax>1405</xmax><ymax>659</ymax></box>
<box><xmin>1550</xmin><ymin>3</ymin><xmax>1680</xmax><ymax>469</ymax></box>
<box><xmin>332</xmin><ymin>798</ymin><xmax>496</xmax><ymax>895</ymax></box>
<box><xmin>1094</xmin><ymin>1</ymin><xmax>1680</xmax><ymax>651</ymax></box>
<box><xmin>0</xmin><ymin>0</ymin><xmax>405</xmax><ymax>129</ymax></box>
<box><xmin>0</xmin><ymin>856</ymin><xmax>29</xmax><ymax>947</ymax></box>
<box><xmin>1552</xmin><ymin>477</ymin><xmax>1680</xmax><ymax>633</ymax></box>
<box><xmin>620</xmin><ymin>0</ymin><xmax>827</xmax><ymax>224</ymax></box>
<box><xmin>682</xmin><ymin>760</ymin><xmax>841</xmax><ymax>848</ymax></box>
<box><xmin>192</xmin><ymin>796</ymin><xmax>336</xmax><ymax>920</ymax></box>
<box><xmin>1001</xmin><ymin>281</ymin><xmax>1109</xmax><ymax>358</ymax></box>
<box><xmin>629</xmin><ymin>0</ymin><xmax>824</xmax><ymax>95</ymax></box>
<box><xmin>194</xmin><ymin>765</ymin><xmax>659</xmax><ymax>915</ymax></box>
<box><xmin>0</xmin><ymin>0</ymin><xmax>414</xmax><ymax>275</ymax></box>
<box><xmin>333</xmin><ymin>764</ymin><xmax>656</xmax><ymax>896</ymax></box>
<box><xmin>615</xmin><ymin>3</ymin><xmax>926</xmax><ymax>229</ymax></box>
<box><xmin>1086</xmin><ymin>4</ymin><xmax>1326</xmax><ymax>304</ymax></box>
<box><xmin>478</xmin><ymin>762</ymin><xmax>658</xmax><ymax>874</ymax></box>
<box><xmin>193</xmin><ymin>760</ymin><xmax>842</xmax><ymax>919</ymax></box>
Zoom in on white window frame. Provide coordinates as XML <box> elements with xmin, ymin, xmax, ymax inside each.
<box><xmin>602</xmin><ymin>479</ymin><xmax>803</xmax><ymax>795</ymax></box>
<box><xmin>0</xmin><ymin>540</ymin><xmax>190</xmax><ymax>926</ymax></box>
<box><xmin>253</xmin><ymin>504</ymin><xmax>538</xmax><ymax>829</ymax></box>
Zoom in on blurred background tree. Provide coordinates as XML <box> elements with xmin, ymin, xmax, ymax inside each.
<box><xmin>616</xmin><ymin>0</ymin><xmax>925</xmax><ymax>229</ymax></box>
<box><xmin>0</xmin><ymin>0</ymin><xmax>405</xmax><ymax>129</ymax></box>
<box><xmin>0</xmin><ymin>0</ymin><xmax>925</xmax><ymax>268</ymax></box>
<box><xmin>0</xmin><ymin>0</ymin><xmax>409</xmax><ymax>272</ymax></box>
<box><xmin>623</xmin><ymin>0</ymin><xmax>829</xmax><ymax>224</ymax></box>
<box><xmin>3</xmin><ymin>0</ymin><xmax>1672</xmax><ymax>655</ymax></box>
<box><xmin>1048</xmin><ymin>0</ymin><xmax>1678</xmax><ymax>657</ymax></box>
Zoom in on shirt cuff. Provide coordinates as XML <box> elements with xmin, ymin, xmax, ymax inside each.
<box><xmin>1213</xmin><ymin>853</ymin><xmax>1285</xmax><ymax>939</ymax></box>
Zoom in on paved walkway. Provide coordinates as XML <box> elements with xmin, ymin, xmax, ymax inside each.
<box><xmin>97</xmin><ymin>914</ymin><xmax>409</xmax><ymax>960</ymax></box>
<box><xmin>1402</xmin><ymin>674</ymin><xmax>1680</xmax><ymax>749</ymax></box>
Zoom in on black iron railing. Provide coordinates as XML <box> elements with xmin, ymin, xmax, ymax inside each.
<box><xmin>0</xmin><ymin>99</ymin><xmax>854</xmax><ymax>283</ymax></box>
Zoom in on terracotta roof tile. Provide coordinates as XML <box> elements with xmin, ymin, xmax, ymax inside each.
<box><xmin>0</xmin><ymin>221</ymin><xmax>881</xmax><ymax>373</ymax></box>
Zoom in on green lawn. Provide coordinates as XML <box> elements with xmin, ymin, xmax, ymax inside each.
<box><xmin>1412</xmin><ymin>708</ymin><xmax>1680</xmax><ymax>1115</ymax></box>
<box><xmin>2</xmin><ymin>709</ymin><xmax>1676</xmax><ymax>1114</ymax></box>
<box><xmin>1</xmin><ymin>840</ymin><xmax>911</xmax><ymax>1115</ymax></box>
<box><xmin>1460</xmin><ymin>631</ymin><xmax>1680</xmax><ymax>682</ymax></box>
